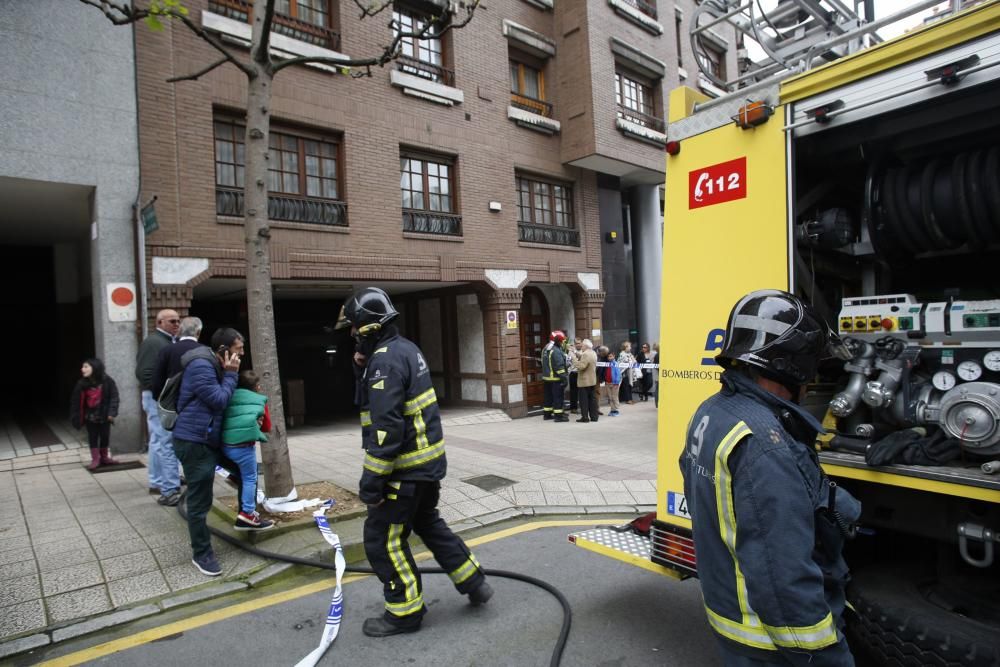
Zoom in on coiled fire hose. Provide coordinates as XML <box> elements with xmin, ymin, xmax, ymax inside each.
<box><xmin>177</xmin><ymin>496</ymin><xmax>572</xmax><ymax>667</ymax></box>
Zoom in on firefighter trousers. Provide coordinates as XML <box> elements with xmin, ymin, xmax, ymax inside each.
<box><xmin>543</xmin><ymin>380</ymin><xmax>565</xmax><ymax>416</ymax></box>
<box><xmin>363</xmin><ymin>480</ymin><xmax>485</xmax><ymax>620</ymax></box>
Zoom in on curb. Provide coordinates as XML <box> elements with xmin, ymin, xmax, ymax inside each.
<box><xmin>0</xmin><ymin>505</ymin><xmax>649</xmax><ymax>659</ymax></box>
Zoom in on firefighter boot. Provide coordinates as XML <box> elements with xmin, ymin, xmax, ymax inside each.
<box><xmin>99</xmin><ymin>448</ymin><xmax>120</xmax><ymax>466</ymax></box>
<box><xmin>468</xmin><ymin>580</ymin><xmax>494</xmax><ymax>606</ymax></box>
<box><xmin>555</xmin><ymin>413</ymin><xmax>569</xmax><ymax>422</ymax></box>
<box><xmin>87</xmin><ymin>448</ymin><xmax>101</xmax><ymax>471</ymax></box>
<box><xmin>362</xmin><ymin>612</ymin><xmax>423</xmax><ymax>637</ymax></box>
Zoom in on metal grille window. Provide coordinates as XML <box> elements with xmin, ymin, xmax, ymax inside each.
<box><xmin>208</xmin><ymin>0</ymin><xmax>339</xmax><ymax>49</ymax></box>
<box><xmin>213</xmin><ymin>119</ymin><xmax>345</xmax><ymax>226</ymax></box>
<box><xmin>615</xmin><ymin>71</ymin><xmax>655</xmax><ymax>118</ymax></box>
<box><xmin>517</xmin><ymin>177</ymin><xmax>573</xmax><ymax>228</ymax></box>
<box><xmin>275</xmin><ymin>0</ymin><xmax>329</xmax><ymax>26</ymax></box>
<box><xmin>394</xmin><ymin>6</ymin><xmax>449</xmax><ymax>83</ymax></box>
<box><xmin>400</xmin><ymin>153</ymin><xmax>461</xmax><ymax>235</ymax></box>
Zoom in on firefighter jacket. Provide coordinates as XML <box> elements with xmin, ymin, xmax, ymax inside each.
<box><xmin>358</xmin><ymin>332</ymin><xmax>446</xmax><ymax>505</ymax></box>
<box><xmin>680</xmin><ymin>370</ymin><xmax>861</xmax><ymax>665</ymax></box>
<box><xmin>541</xmin><ymin>342</ymin><xmax>568</xmax><ymax>382</ymax></box>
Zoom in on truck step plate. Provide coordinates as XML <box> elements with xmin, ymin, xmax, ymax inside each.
<box><xmin>568</xmin><ymin>527</ymin><xmax>684</xmax><ymax>579</ymax></box>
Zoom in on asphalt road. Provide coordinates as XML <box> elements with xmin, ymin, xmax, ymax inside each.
<box><xmin>35</xmin><ymin>521</ymin><xmax>722</xmax><ymax>667</ymax></box>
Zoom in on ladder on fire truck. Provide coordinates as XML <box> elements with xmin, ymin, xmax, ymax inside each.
<box><xmin>690</xmin><ymin>0</ymin><xmax>976</xmax><ymax>99</ymax></box>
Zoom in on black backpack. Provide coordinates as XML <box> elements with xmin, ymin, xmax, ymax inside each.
<box><xmin>157</xmin><ymin>356</ymin><xmax>193</xmax><ymax>431</ymax></box>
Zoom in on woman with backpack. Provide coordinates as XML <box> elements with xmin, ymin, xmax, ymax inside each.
<box><xmin>70</xmin><ymin>358</ymin><xmax>121</xmax><ymax>471</ymax></box>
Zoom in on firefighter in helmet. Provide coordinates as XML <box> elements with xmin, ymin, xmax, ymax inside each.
<box><xmin>680</xmin><ymin>289</ymin><xmax>861</xmax><ymax>666</ymax></box>
<box><xmin>541</xmin><ymin>330</ymin><xmax>569</xmax><ymax>422</ymax></box>
<box><xmin>336</xmin><ymin>287</ymin><xmax>493</xmax><ymax>637</ymax></box>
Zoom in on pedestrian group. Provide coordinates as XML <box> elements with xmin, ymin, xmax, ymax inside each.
<box><xmin>543</xmin><ymin>329</ymin><xmax>658</xmax><ymax>423</ymax></box>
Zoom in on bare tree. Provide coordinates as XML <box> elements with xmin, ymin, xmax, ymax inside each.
<box><xmin>79</xmin><ymin>0</ymin><xmax>480</xmax><ymax>497</ymax></box>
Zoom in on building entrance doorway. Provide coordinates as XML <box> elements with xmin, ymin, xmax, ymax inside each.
<box><xmin>519</xmin><ymin>287</ymin><xmax>550</xmax><ymax>408</ymax></box>
<box><xmin>0</xmin><ymin>177</ymin><xmax>95</xmax><ymax>455</ymax></box>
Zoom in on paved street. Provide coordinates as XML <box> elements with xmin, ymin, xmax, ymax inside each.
<box><xmin>28</xmin><ymin>524</ymin><xmax>719</xmax><ymax>667</ymax></box>
<box><xmin>1</xmin><ymin>400</ymin><xmax>660</xmax><ymax>660</ymax></box>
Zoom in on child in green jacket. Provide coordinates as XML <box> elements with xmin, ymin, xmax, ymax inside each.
<box><xmin>222</xmin><ymin>370</ymin><xmax>274</xmax><ymax>531</ymax></box>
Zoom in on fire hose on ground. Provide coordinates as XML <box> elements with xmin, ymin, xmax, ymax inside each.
<box><xmin>177</xmin><ymin>495</ymin><xmax>573</xmax><ymax>667</ymax></box>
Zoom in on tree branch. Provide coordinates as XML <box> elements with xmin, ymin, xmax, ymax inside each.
<box><xmin>253</xmin><ymin>0</ymin><xmax>278</xmax><ymax>67</ymax></box>
<box><xmin>76</xmin><ymin>0</ymin><xmax>148</xmax><ymax>25</ymax></box>
<box><xmin>166</xmin><ymin>55</ymin><xmax>231</xmax><ymax>82</ymax></box>
<box><xmin>272</xmin><ymin>0</ymin><xmax>480</xmax><ymax>74</ymax></box>
<box><xmin>352</xmin><ymin>0</ymin><xmax>394</xmax><ymax>20</ymax></box>
<box><xmin>175</xmin><ymin>14</ymin><xmax>255</xmax><ymax>77</ymax></box>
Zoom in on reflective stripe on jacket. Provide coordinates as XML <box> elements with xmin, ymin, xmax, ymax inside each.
<box><xmin>680</xmin><ymin>371</ymin><xmax>860</xmax><ymax>665</ymax></box>
<box><xmin>358</xmin><ymin>333</ymin><xmax>446</xmax><ymax>504</ymax></box>
<box><xmin>541</xmin><ymin>343</ymin><xmax>567</xmax><ymax>381</ymax></box>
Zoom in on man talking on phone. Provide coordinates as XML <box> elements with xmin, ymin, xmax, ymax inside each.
<box><xmin>172</xmin><ymin>327</ymin><xmax>244</xmax><ymax>577</ymax></box>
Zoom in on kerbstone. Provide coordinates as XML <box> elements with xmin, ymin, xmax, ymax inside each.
<box><xmin>160</xmin><ymin>581</ymin><xmax>248</xmax><ymax>610</ymax></box>
<box><xmin>0</xmin><ymin>632</ymin><xmax>50</xmax><ymax>659</ymax></box>
<box><xmin>51</xmin><ymin>603</ymin><xmax>160</xmax><ymax>643</ymax></box>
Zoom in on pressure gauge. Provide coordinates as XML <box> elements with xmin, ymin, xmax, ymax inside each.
<box><xmin>984</xmin><ymin>350</ymin><xmax>1000</xmax><ymax>372</ymax></box>
<box><xmin>932</xmin><ymin>371</ymin><xmax>957</xmax><ymax>391</ymax></box>
<box><xmin>957</xmin><ymin>360</ymin><xmax>983</xmax><ymax>382</ymax></box>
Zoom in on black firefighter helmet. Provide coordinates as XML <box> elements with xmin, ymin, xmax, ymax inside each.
<box><xmin>716</xmin><ymin>289</ymin><xmax>849</xmax><ymax>388</ymax></box>
<box><xmin>335</xmin><ymin>287</ymin><xmax>399</xmax><ymax>336</ymax></box>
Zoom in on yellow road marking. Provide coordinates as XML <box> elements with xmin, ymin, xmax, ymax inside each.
<box><xmin>38</xmin><ymin>519</ymin><xmax>605</xmax><ymax>666</ymax></box>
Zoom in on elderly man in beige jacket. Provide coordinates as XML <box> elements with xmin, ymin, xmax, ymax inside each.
<box><xmin>573</xmin><ymin>339</ymin><xmax>599</xmax><ymax>422</ymax></box>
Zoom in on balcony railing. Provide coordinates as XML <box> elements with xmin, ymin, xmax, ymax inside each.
<box><xmin>402</xmin><ymin>210</ymin><xmax>463</xmax><ymax>236</ymax></box>
<box><xmin>396</xmin><ymin>55</ymin><xmax>455</xmax><ymax>87</ymax></box>
<box><xmin>518</xmin><ymin>222</ymin><xmax>579</xmax><ymax>247</ymax></box>
<box><xmin>217</xmin><ymin>188</ymin><xmax>348</xmax><ymax>227</ymax></box>
<box><xmin>616</xmin><ymin>104</ymin><xmax>666</xmax><ymax>133</ymax></box>
<box><xmin>510</xmin><ymin>93</ymin><xmax>554</xmax><ymax>118</ymax></box>
<box><xmin>619</xmin><ymin>0</ymin><xmax>657</xmax><ymax>19</ymax></box>
<box><xmin>208</xmin><ymin>0</ymin><xmax>341</xmax><ymax>50</ymax></box>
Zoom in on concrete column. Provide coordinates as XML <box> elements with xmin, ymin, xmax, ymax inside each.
<box><xmin>90</xmin><ymin>192</ymin><xmax>141</xmax><ymax>452</ymax></box>
<box><xmin>631</xmin><ymin>184</ymin><xmax>662</xmax><ymax>346</ymax></box>
<box><xmin>573</xmin><ymin>290</ymin><xmax>607</xmax><ymax>349</ymax></box>
<box><xmin>478</xmin><ymin>287</ymin><xmax>526</xmax><ymax>417</ymax></box>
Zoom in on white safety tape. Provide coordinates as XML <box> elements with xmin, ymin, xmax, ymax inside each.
<box><xmin>595</xmin><ymin>362</ymin><xmax>659</xmax><ymax>368</ymax></box>
<box><xmin>214</xmin><ymin>467</ymin><xmax>330</xmax><ymax>514</ymax></box>
<box><xmin>294</xmin><ymin>512</ymin><xmax>346</xmax><ymax>667</ymax></box>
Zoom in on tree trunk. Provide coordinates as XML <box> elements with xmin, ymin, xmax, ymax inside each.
<box><xmin>243</xmin><ymin>4</ymin><xmax>294</xmax><ymax>498</ymax></box>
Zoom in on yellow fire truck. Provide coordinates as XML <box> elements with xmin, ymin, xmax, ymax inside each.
<box><xmin>571</xmin><ymin>2</ymin><xmax>1000</xmax><ymax>663</ymax></box>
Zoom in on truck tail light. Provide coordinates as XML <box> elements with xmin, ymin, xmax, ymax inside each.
<box><xmin>651</xmin><ymin>521</ymin><xmax>697</xmax><ymax>576</ymax></box>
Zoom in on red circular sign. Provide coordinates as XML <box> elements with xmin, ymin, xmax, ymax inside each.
<box><xmin>111</xmin><ymin>287</ymin><xmax>134</xmax><ymax>307</ymax></box>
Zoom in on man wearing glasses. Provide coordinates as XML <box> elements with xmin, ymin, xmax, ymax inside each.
<box><xmin>136</xmin><ymin>309</ymin><xmax>183</xmax><ymax>505</ymax></box>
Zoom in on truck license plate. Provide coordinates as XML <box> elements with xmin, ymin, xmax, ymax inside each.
<box><xmin>667</xmin><ymin>491</ymin><xmax>691</xmax><ymax>519</ymax></box>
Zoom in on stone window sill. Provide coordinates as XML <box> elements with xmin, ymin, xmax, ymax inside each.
<box><xmin>508</xmin><ymin>106</ymin><xmax>561</xmax><ymax>135</ymax></box>
<box><xmin>216</xmin><ymin>215</ymin><xmax>350</xmax><ymax>233</ymax></box>
<box><xmin>518</xmin><ymin>241</ymin><xmax>583</xmax><ymax>252</ymax></box>
<box><xmin>607</xmin><ymin>0</ymin><xmax>664</xmax><ymax>35</ymax></box>
<box><xmin>616</xmin><ymin>117</ymin><xmax>667</xmax><ymax>147</ymax></box>
<box><xmin>402</xmin><ymin>231</ymin><xmax>465</xmax><ymax>242</ymax></box>
<box><xmin>202</xmin><ymin>11</ymin><xmax>351</xmax><ymax>74</ymax></box>
<box><xmin>390</xmin><ymin>69</ymin><xmax>464</xmax><ymax>106</ymax></box>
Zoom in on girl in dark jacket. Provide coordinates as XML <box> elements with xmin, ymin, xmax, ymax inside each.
<box><xmin>70</xmin><ymin>358</ymin><xmax>121</xmax><ymax>470</ymax></box>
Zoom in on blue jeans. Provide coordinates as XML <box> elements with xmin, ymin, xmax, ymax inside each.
<box><xmin>142</xmin><ymin>390</ymin><xmax>180</xmax><ymax>494</ymax></box>
<box><xmin>222</xmin><ymin>444</ymin><xmax>259</xmax><ymax>514</ymax></box>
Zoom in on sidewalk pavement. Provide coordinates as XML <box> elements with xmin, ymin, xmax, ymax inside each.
<box><xmin>0</xmin><ymin>400</ymin><xmax>658</xmax><ymax>658</ymax></box>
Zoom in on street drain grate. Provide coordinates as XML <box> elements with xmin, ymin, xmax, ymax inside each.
<box><xmin>462</xmin><ymin>474</ymin><xmax>516</xmax><ymax>492</ymax></box>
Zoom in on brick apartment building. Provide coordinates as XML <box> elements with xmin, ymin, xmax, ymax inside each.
<box><xmin>138</xmin><ymin>0</ymin><xmax>736</xmax><ymax>419</ymax></box>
